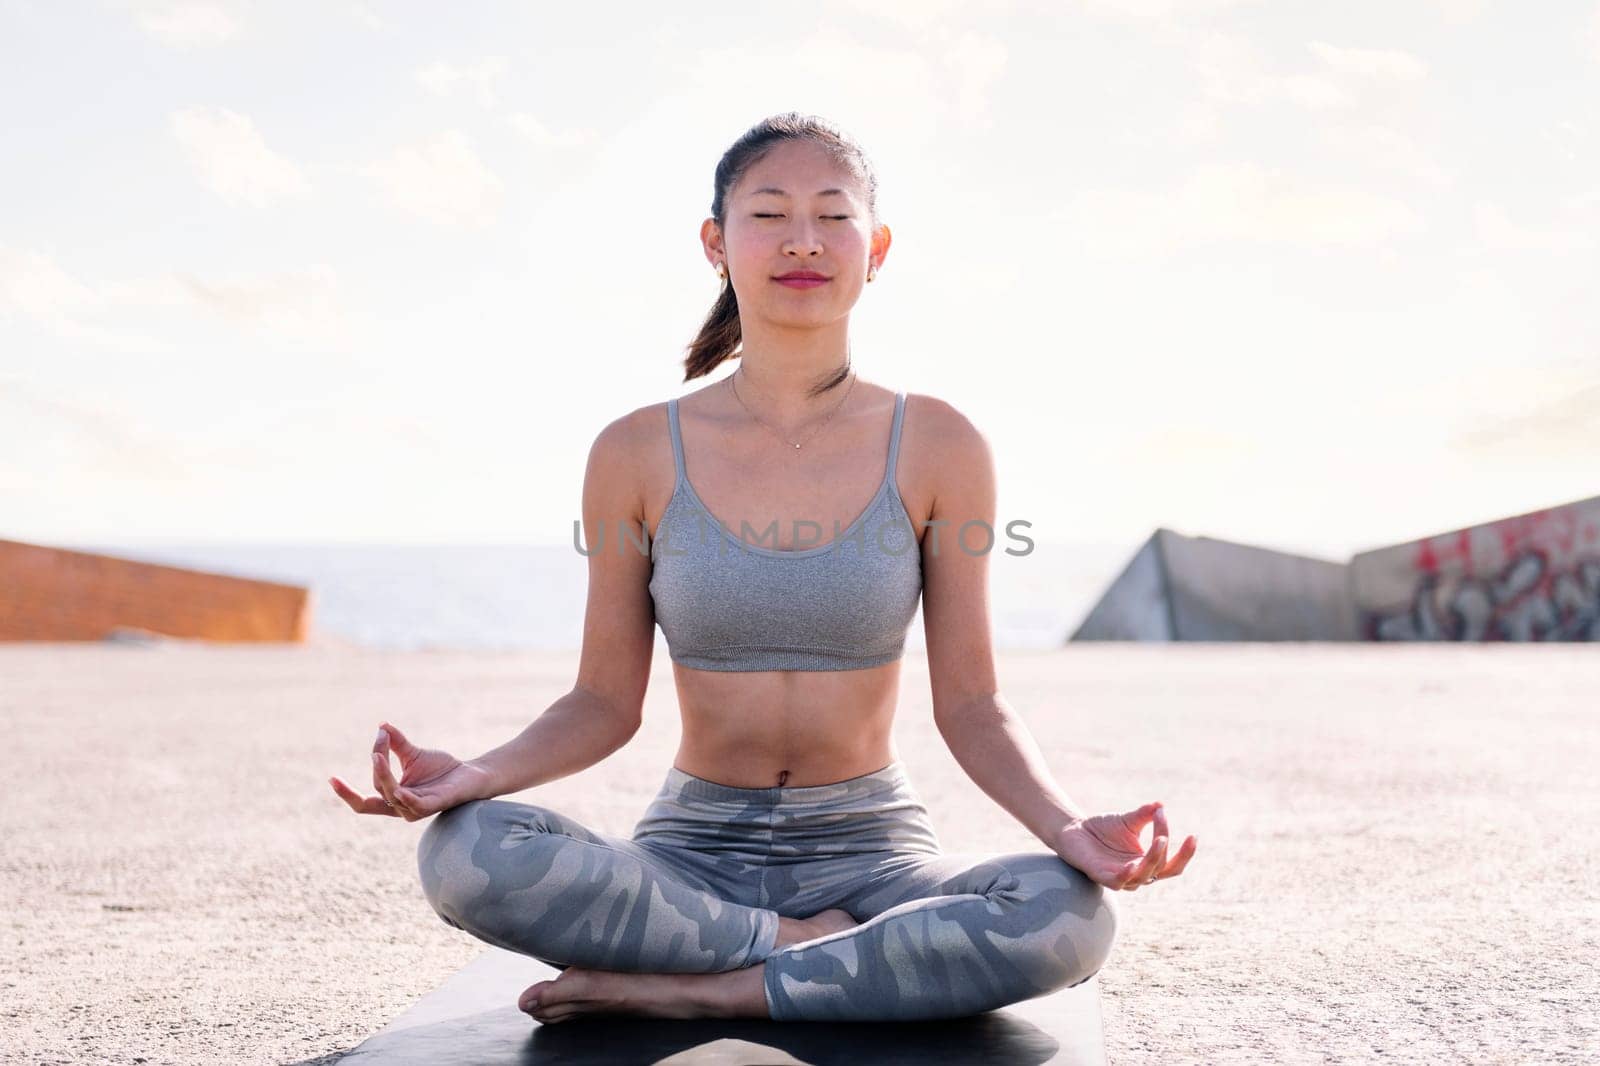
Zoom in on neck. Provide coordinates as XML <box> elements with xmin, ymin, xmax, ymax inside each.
<box><xmin>732</xmin><ymin>321</ymin><xmax>853</xmax><ymax>412</ymax></box>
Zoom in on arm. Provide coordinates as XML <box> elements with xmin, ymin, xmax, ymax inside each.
<box><xmin>467</xmin><ymin>409</ymin><xmax>658</xmax><ymax>798</ymax></box>
<box><xmin>466</xmin><ymin>686</ymin><xmax>640</xmax><ymax>798</ymax></box>
<box><xmin>918</xmin><ymin>397</ymin><xmax>1089</xmax><ymax>846</ymax></box>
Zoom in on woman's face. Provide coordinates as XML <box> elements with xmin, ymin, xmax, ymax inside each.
<box><xmin>705</xmin><ymin>138</ymin><xmax>888</xmax><ymax>330</ymax></box>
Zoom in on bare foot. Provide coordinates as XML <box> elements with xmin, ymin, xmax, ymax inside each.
<box><xmin>519</xmin><ymin>910</ymin><xmax>863</xmax><ymax>1024</ymax></box>
<box><xmin>519</xmin><ymin>966</ymin><xmax>688</xmax><ymax>1025</ymax></box>
<box><xmin>800</xmin><ymin>908</ymin><xmax>860</xmax><ymax>940</ymax></box>
<box><xmin>518</xmin><ymin>964</ymin><xmax>769</xmax><ymax>1024</ymax></box>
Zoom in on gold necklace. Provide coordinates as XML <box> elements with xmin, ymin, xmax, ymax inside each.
<box><xmin>729</xmin><ymin>364</ymin><xmax>857</xmax><ymax>450</ymax></box>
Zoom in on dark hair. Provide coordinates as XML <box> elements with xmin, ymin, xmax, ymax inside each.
<box><xmin>682</xmin><ymin>112</ymin><xmax>880</xmax><ymax>394</ymax></box>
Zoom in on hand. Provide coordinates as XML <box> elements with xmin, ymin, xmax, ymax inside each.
<box><xmin>1050</xmin><ymin>802</ymin><xmax>1197</xmax><ymax>892</ymax></box>
<box><xmin>328</xmin><ymin>722</ymin><xmax>494</xmax><ymax>821</ymax></box>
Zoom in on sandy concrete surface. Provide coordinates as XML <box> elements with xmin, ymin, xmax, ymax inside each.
<box><xmin>2</xmin><ymin>642</ymin><xmax>1595</xmax><ymax>1065</ymax></box>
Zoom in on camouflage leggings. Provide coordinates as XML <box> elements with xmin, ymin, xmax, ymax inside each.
<box><xmin>416</xmin><ymin>760</ymin><xmax>1119</xmax><ymax>1022</ymax></box>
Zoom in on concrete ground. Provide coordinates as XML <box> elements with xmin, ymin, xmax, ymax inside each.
<box><xmin>2</xmin><ymin>643</ymin><xmax>1595</xmax><ymax>1064</ymax></box>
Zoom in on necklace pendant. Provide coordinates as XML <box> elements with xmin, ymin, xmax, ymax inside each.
<box><xmin>794</xmin><ymin>442</ymin><xmax>802</xmax><ymax>449</ymax></box>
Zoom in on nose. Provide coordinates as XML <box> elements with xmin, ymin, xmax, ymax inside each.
<box><xmin>783</xmin><ymin>221</ymin><xmax>825</xmax><ymax>257</ymax></box>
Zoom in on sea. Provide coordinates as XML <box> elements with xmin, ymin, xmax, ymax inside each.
<box><xmin>68</xmin><ymin>539</ymin><xmax>1137</xmax><ymax>652</ymax></box>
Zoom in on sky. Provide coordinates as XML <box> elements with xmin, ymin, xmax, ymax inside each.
<box><xmin>2</xmin><ymin>0</ymin><xmax>1597</xmax><ymax>562</ymax></box>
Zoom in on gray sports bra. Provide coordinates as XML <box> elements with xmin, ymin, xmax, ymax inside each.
<box><xmin>648</xmin><ymin>389</ymin><xmax>923</xmax><ymax>672</ymax></box>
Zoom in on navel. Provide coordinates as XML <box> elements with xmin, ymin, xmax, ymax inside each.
<box><xmin>776</xmin><ymin>769</ymin><xmax>789</xmax><ymax>787</ymax></box>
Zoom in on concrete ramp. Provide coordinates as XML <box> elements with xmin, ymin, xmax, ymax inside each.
<box><xmin>1071</xmin><ymin>529</ymin><xmax>1357</xmax><ymax>641</ymax></box>
<box><xmin>1351</xmin><ymin>494</ymin><xmax>1600</xmax><ymax>641</ymax></box>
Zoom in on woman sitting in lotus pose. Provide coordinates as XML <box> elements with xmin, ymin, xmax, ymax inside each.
<box><xmin>330</xmin><ymin>111</ymin><xmax>1196</xmax><ymax>1026</ymax></box>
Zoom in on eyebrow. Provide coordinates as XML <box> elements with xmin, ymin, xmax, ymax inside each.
<box><xmin>747</xmin><ymin>186</ymin><xmax>847</xmax><ymax>198</ymax></box>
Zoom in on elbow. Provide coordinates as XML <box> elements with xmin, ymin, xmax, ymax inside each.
<box><xmin>933</xmin><ymin>706</ymin><xmax>986</xmax><ymax>750</ymax></box>
<box><xmin>569</xmin><ymin>683</ymin><xmax>644</xmax><ymax>742</ymax></box>
<box><xmin>611</xmin><ymin>710</ymin><xmax>644</xmax><ymax>742</ymax></box>
<box><xmin>933</xmin><ymin>691</ymin><xmax>1003</xmax><ymax>731</ymax></box>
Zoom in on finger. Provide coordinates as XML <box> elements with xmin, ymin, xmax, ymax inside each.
<box><xmin>1146</xmin><ymin>835</ymin><xmax>1169</xmax><ymax>884</ymax></box>
<box><xmin>1156</xmin><ymin>835</ymin><xmax>1198</xmax><ymax>879</ymax></box>
<box><xmin>330</xmin><ymin>776</ymin><xmax>372</xmax><ymax>813</ymax></box>
<box><xmin>372</xmin><ymin>730</ymin><xmax>420</xmax><ymax>817</ymax></box>
<box><xmin>1145</xmin><ymin>806</ymin><xmax>1171</xmax><ymax>879</ymax></box>
<box><xmin>394</xmin><ymin>786</ymin><xmax>433</xmax><ymax>816</ymax></box>
<box><xmin>372</xmin><ymin>750</ymin><xmax>401</xmax><ymax>807</ymax></box>
<box><xmin>380</xmin><ymin>721</ymin><xmax>419</xmax><ymax>762</ymax></box>
<box><xmin>386</xmin><ymin>784</ymin><xmax>427</xmax><ymax>820</ymax></box>
<box><xmin>330</xmin><ymin>777</ymin><xmax>401</xmax><ymax>817</ymax></box>
<box><xmin>1127</xmin><ymin>827</ymin><xmax>1167</xmax><ymax>887</ymax></box>
<box><xmin>1123</xmin><ymin>800</ymin><xmax>1160</xmax><ymax>829</ymax></box>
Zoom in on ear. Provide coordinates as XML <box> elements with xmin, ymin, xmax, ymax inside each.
<box><xmin>870</xmin><ymin>221</ymin><xmax>892</xmax><ymax>267</ymax></box>
<box><xmin>700</xmin><ymin>216</ymin><xmax>724</xmax><ymax>267</ymax></box>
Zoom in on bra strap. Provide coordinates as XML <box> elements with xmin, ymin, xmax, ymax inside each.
<box><xmin>885</xmin><ymin>390</ymin><xmax>906</xmax><ymax>487</ymax></box>
<box><xmin>667</xmin><ymin>398</ymin><xmax>686</xmax><ymax>486</ymax></box>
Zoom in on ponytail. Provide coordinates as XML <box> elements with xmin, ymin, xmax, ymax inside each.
<box><xmin>682</xmin><ymin>275</ymin><xmax>742</xmax><ymax>381</ymax></box>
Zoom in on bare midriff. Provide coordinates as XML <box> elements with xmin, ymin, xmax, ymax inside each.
<box><xmin>669</xmin><ymin>660</ymin><xmax>902</xmax><ymax>789</ymax></box>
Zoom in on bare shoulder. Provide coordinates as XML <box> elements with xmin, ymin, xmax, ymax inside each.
<box><xmin>586</xmin><ymin>399</ymin><xmax>673</xmax><ymax>465</ymax></box>
<box><xmin>579</xmin><ymin>402</ymin><xmax>673</xmax><ymax>522</ymax></box>
<box><xmin>896</xmin><ymin>391</ymin><xmax>996</xmax><ymax>538</ymax></box>
<box><xmin>902</xmin><ymin>390</ymin><xmax>993</xmax><ymax>468</ymax></box>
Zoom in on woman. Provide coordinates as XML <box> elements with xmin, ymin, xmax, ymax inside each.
<box><xmin>329</xmin><ymin>112</ymin><xmax>1197</xmax><ymax>1025</ymax></box>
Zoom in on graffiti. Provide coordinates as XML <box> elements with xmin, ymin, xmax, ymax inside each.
<box><xmin>1366</xmin><ymin>550</ymin><xmax>1600</xmax><ymax>641</ymax></box>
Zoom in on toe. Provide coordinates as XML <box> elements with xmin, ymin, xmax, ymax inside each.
<box><xmin>518</xmin><ymin>981</ymin><xmax>549</xmax><ymax>1013</ymax></box>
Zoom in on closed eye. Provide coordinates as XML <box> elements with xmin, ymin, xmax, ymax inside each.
<box><xmin>753</xmin><ymin>214</ymin><xmax>853</xmax><ymax>220</ymax></box>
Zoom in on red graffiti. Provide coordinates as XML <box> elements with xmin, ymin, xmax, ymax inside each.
<box><xmin>1367</xmin><ymin>550</ymin><xmax>1600</xmax><ymax>641</ymax></box>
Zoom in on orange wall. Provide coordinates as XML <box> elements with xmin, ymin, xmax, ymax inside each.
<box><xmin>0</xmin><ymin>539</ymin><xmax>310</xmax><ymax>642</ymax></box>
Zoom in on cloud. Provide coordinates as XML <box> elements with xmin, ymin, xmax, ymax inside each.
<box><xmin>1182</xmin><ymin>29</ymin><xmax>1338</xmax><ymax>111</ymax></box>
<box><xmin>1176</xmin><ymin>30</ymin><xmax>1426</xmax><ymax>120</ymax></box>
<box><xmin>675</xmin><ymin>36</ymin><xmax>948</xmax><ymax>142</ymax></box>
<box><xmin>1418</xmin><ymin>0</ymin><xmax>1488</xmax><ymax>23</ymax></box>
<box><xmin>178</xmin><ymin>264</ymin><xmax>345</xmax><ymax>339</ymax></box>
<box><xmin>1279</xmin><ymin>74</ymin><xmax>1356</xmax><ymax>110</ymax></box>
<box><xmin>1570</xmin><ymin>184</ymin><xmax>1600</xmax><ymax>223</ymax></box>
<box><xmin>1129</xmin><ymin>425</ymin><xmax>1261</xmax><ymax>464</ymax></box>
<box><xmin>945</xmin><ymin>32</ymin><xmax>1009</xmax><ymax>126</ymax></box>
<box><xmin>415</xmin><ymin>57</ymin><xmax>509</xmax><ymax>108</ymax></box>
<box><xmin>1054</xmin><ymin>161</ymin><xmax>1425</xmax><ymax>257</ymax></box>
<box><xmin>169</xmin><ymin>106</ymin><xmax>310</xmax><ymax>208</ymax></box>
<box><xmin>348</xmin><ymin>2</ymin><xmax>386</xmax><ymax>30</ymax></box>
<box><xmin>359</xmin><ymin>131</ymin><xmax>504</xmax><ymax>228</ymax></box>
<box><xmin>0</xmin><ymin>379</ymin><xmax>192</xmax><ymax>481</ymax></box>
<box><xmin>1455</xmin><ymin>381</ymin><xmax>1600</xmax><ymax>458</ymax></box>
<box><xmin>1323</xmin><ymin>123</ymin><xmax>1453</xmax><ymax>188</ymax></box>
<box><xmin>1473</xmin><ymin>200</ymin><xmax>1594</xmax><ymax>252</ymax></box>
<box><xmin>0</xmin><ymin>245</ymin><xmax>345</xmax><ymax>348</ymax></box>
<box><xmin>0</xmin><ymin>245</ymin><xmax>188</xmax><ymax>349</ymax></box>
<box><xmin>127</xmin><ymin>1</ymin><xmax>242</xmax><ymax>47</ymax></box>
<box><xmin>506</xmin><ymin>113</ymin><xmax>599</xmax><ymax>147</ymax></box>
<box><xmin>1078</xmin><ymin>0</ymin><xmax>1255</xmax><ymax>18</ymax></box>
<box><xmin>1309</xmin><ymin>42</ymin><xmax>1429</xmax><ymax>81</ymax></box>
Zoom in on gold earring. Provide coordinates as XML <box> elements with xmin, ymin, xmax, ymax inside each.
<box><xmin>867</xmin><ymin>266</ymin><xmax>876</xmax><ymax>283</ymax></box>
<box><xmin>716</xmin><ymin>262</ymin><xmax>727</xmax><ymax>280</ymax></box>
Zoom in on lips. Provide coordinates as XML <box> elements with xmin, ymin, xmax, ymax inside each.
<box><xmin>774</xmin><ymin>272</ymin><xmax>829</xmax><ymax>281</ymax></box>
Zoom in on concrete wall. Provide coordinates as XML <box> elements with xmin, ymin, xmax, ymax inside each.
<box><xmin>1070</xmin><ymin>535</ymin><xmax>1173</xmax><ymax>641</ymax></box>
<box><xmin>1159</xmin><ymin>531</ymin><xmax>1358</xmax><ymax>641</ymax></box>
<box><xmin>1071</xmin><ymin>529</ymin><xmax>1357</xmax><ymax>641</ymax></box>
<box><xmin>0</xmin><ymin>538</ymin><xmax>311</xmax><ymax>642</ymax></box>
<box><xmin>1351</xmin><ymin>494</ymin><xmax>1600</xmax><ymax>641</ymax></box>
